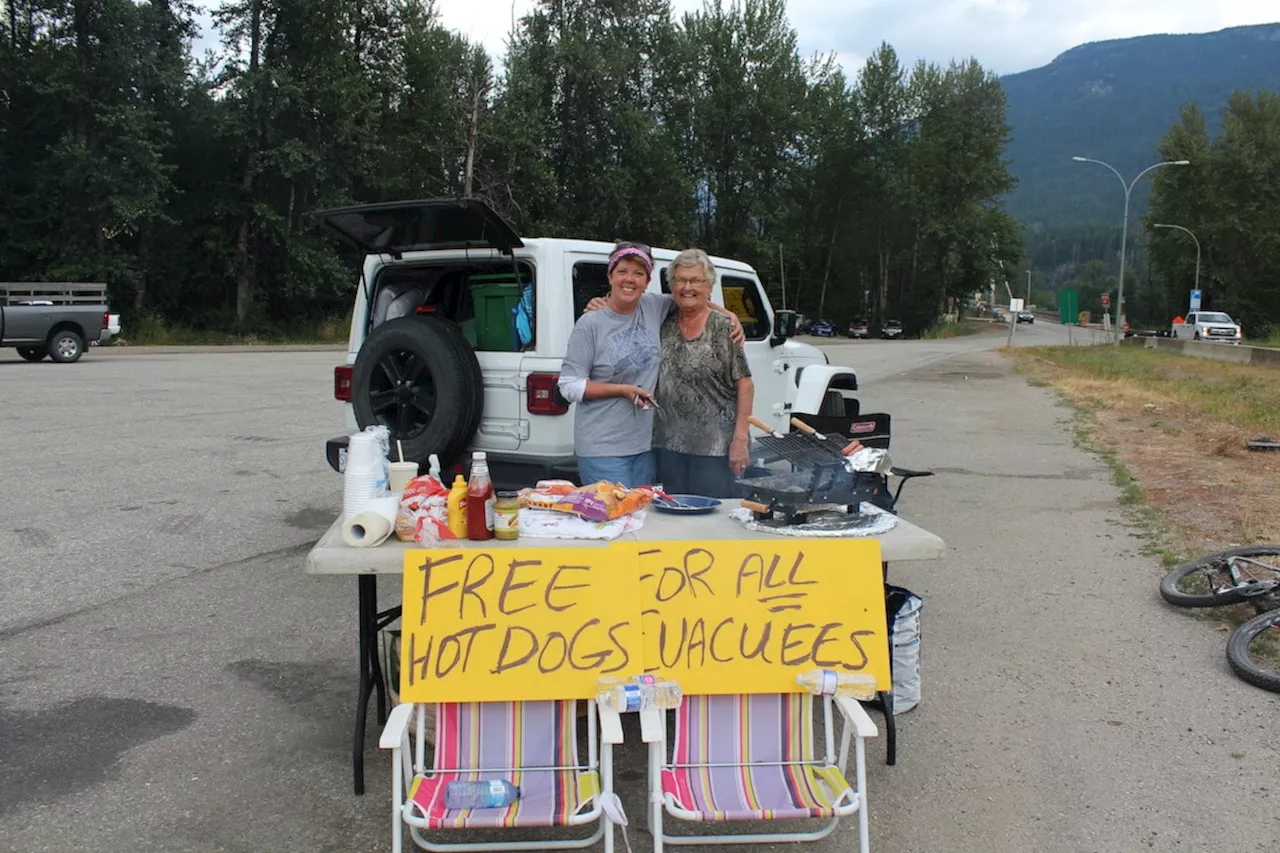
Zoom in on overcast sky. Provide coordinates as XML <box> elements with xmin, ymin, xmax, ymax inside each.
<box><xmin>193</xmin><ymin>1</ymin><xmax>1278</xmax><ymax>77</ymax></box>
<box><xmin>432</xmin><ymin>0</ymin><xmax>1279</xmax><ymax>76</ymax></box>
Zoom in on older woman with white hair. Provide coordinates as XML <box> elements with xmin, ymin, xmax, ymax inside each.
<box><xmin>653</xmin><ymin>248</ymin><xmax>754</xmax><ymax>498</ymax></box>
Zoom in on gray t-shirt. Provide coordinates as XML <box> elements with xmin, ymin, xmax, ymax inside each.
<box><xmin>654</xmin><ymin>311</ymin><xmax>751</xmax><ymax>456</ymax></box>
<box><xmin>561</xmin><ymin>292</ymin><xmax>673</xmax><ymax>458</ymax></box>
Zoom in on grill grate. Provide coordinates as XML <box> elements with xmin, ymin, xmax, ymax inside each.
<box><xmin>750</xmin><ymin>430</ymin><xmax>848</xmax><ymax>469</ymax></box>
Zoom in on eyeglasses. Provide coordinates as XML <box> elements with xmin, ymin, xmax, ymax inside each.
<box><xmin>672</xmin><ymin>276</ymin><xmax>709</xmax><ymax>287</ymax></box>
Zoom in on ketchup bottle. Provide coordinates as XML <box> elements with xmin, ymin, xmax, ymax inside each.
<box><xmin>466</xmin><ymin>451</ymin><xmax>495</xmax><ymax>541</ymax></box>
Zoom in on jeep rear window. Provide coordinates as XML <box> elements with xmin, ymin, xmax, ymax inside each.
<box><xmin>372</xmin><ymin>260</ymin><xmax>535</xmax><ymax>352</ymax></box>
<box><xmin>721</xmin><ymin>276</ymin><xmax>768</xmax><ymax>340</ymax></box>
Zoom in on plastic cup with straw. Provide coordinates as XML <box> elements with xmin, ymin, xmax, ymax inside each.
<box><xmin>388</xmin><ymin>439</ymin><xmax>418</xmax><ymax>495</ymax></box>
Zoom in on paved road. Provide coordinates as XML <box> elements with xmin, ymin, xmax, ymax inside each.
<box><xmin>2</xmin><ymin>333</ymin><xmax>1275</xmax><ymax>853</ymax></box>
<box><xmin>795</xmin><ymin>316</ymin><xmax>1076</xmax><ymax>385</ymax></box>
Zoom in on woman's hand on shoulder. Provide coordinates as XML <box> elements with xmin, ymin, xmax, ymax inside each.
<box><xmin>584</xmin><ymin>296</ymin><xmax>608</xmax><ymax>313</ymax></box>
<box><xmin>716</xmin><ymin>309</ymin><xmax>745</xmax><ymax>345</ymax></box>
<box><xmin>707</xmin><ymin>303</ymin><xmax>746</xmax><ymax>344</ymax></box>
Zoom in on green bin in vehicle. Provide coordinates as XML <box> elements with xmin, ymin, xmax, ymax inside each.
<box><xmin>468</xmin><ymin>272</ymin><xmax>530</xmax><ymax>352</ymax></box>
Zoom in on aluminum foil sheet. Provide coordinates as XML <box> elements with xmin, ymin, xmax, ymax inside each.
<box><xmin>729</xmin><ymin>504</ymin><xmax>899</xmax><ymax>537</ymax></box>
<box><xmin>842</xmin><ymin>446</ymin><xmax>892</xmax><ymax>475</ymax></box>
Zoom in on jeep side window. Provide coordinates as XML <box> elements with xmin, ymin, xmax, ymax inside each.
<box><xmin>572</xmin><ymin>262</ymin><xmax>611</xmax><ymax>321</ymax></box>
<box><xmin>721</xmin><ymin>276</ymin><xmax>768</xmax><ymax>340</ymax></box>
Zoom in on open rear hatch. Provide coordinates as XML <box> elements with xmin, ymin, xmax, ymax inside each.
<box><xmin>306</xmin><ymin>198</ymin><xmax>524</xmax><ymax>257</ymax></box>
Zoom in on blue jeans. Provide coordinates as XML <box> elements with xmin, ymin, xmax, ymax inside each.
<box><xmin>577</xmin><ymin>451</ymin><xmax>656</xmax><ymax>488</ymax></box>
<box><xmin>656</xmin><ymin>449</ymin><xmax>738</xmax><ymax>498</ymax></box>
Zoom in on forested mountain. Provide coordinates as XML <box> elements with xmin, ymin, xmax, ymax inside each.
<box><xmin>1001</xmin><ymin>22</ymin><xmax>1280</xmax><ymax>226</ymax></box>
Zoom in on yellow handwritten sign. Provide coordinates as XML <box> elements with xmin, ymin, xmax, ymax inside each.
<box><xmin>636</xmin><ymin>539</ymin><xmax>890</xmax><ymax>694</ymax></box>
<box><xmin>398</xmin><ymin>539</ymin><xmax>891</xmax><ymax>702</ymax></box>
<box><xmin>399</xmin><ymin>548</ymin><xmax>643</xmax><ymax>702</ymax></box>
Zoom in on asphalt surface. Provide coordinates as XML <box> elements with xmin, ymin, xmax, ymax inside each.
<box><xmin>2</xmin><ymin>324</ymin><xmax>1276</xmax><ymax>853</ymax></box>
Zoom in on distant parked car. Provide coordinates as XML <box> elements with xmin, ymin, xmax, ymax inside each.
<box><xmin>810</xmin><ymin>318</ymin><xmax>837</xmax><ymax>337</ymax></box>
<box><xmin>881</xmin><ymin>319</ymin><xmax>904</xmax><ymax>340</ymax></box>
<box><xmin>1016</xmin><ymin>311</ymin><xmax>1034</xmax><ymax>324</ymax></box>
<box><xmin>847</xmin><ymin>318</ymin><xmax>869</xmax><ymax>338</ymax></box>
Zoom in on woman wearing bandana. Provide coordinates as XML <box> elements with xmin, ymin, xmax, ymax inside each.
<box><xmin>557</xmin><ymin>242</ymin><xmax>742</xmax><ymax>488</ymax></box>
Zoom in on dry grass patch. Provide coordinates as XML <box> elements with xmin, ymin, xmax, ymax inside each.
<box><xmin>1011</xmin><ymin>346</ymin><xmax>1280</xmax><ymax>556</ymax></box>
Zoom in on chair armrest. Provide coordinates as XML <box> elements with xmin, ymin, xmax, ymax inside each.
<box><xmin>639</xmin><ymin>708</ymin><xmax>664</xmax><ymax>743</ymax></box>
<box><xmin>834</xmin><ymin>696</ymin><xmax>879</xmax><ymax>739</ymax></box>
<box><xmin>379</xmin><ymin>703</ymin><xmax>416</xmax><ymax>749</ymax></box>
<box><xmin>598</xmin><ymin>704</ymin><xmax>624</xmax><ymax>745</ymax></box>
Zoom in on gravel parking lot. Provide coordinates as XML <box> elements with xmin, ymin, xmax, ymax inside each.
<box><xmin>2</xmin><ymin>336</ymin><xmax>1275</xmax><ymax>853</ymax></box>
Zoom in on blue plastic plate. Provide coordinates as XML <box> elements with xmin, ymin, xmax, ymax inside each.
<box><xmin>651</xmin><ymin>494</ymin><xmax>722</xmax><ymax>515</ymax></box>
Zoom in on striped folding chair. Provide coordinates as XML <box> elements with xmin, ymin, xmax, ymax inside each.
<box><xmin>645</xmin><ymin>692</ymin><xmax>878</xmax><ymax>853</ymax></box>
<box><xmin>380</xmin><ymin>700</ymin><xmax>620</xmax><ymax>853</ymax></box>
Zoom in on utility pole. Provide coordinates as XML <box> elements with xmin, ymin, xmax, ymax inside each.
<box><xmin>1026</xmin><ymin>270</ymin><xmax>1032</xmax><ymax>306</ymax></box>
<box><xmin>778</xmin><ymin>244</ymin><xmax>787</xmax><ymax>310</ymax></box>
<box><xmin>1003</xmin><ymin>279</ymin><xmax>1016</xmax><ymax>347</ymax></box>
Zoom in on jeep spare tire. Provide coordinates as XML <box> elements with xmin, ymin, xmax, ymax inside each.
<box><xmin>351</xmin><ymin>316</ymin><xmax>484</xmax><ymax>468</ymax></box>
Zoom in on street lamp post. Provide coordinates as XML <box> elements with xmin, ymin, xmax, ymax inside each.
<box><xmin>1152</xmin><ymin>222</ymin><xmax>1201</xmax><ymax>295</ymax></box>
<box><xmin>1072</xmin><ymin>156</ymin><xmax>1191</xmax><ymax>341</ymax></box>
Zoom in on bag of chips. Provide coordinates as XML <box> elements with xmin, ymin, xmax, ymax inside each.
<box><xmin>520</xmin><ymin>480</ymin><xmax>654</xmax><ymax>522</ymax></box>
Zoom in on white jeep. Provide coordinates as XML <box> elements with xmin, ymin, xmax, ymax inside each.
<box><xmin>311</xmin><ymin>198</ymin><xmax>861</xmax><ymax>487</ymax></box>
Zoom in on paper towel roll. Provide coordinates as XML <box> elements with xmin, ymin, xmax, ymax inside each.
<box><xmin>341</xmin><ymin>496</ymin><xmax>401</xmax><ymax>548</ymax></box>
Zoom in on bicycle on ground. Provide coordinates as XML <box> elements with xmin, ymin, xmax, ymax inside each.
<box><xmin>1160</xmin><ymin>545</ymin><xmax>1280</xmax><ymax>693</ymax></box>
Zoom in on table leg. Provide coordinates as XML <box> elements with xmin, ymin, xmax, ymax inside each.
<box><xmin>352</xmin><ymin>574</ymin><xmax>379</xmax><ymax>796</ymax></box>
<box><xmin>352</xmin><ymin>576</ymin><xmax>405</xmax><ymax>796</ymax></box>
<box><xmin>878</xmin><ymin>691</ymin><xmax>897</xmax><ymax>766</ymax></box>
<box><xmin>878</xmin><ymin>560</ymin><xmax>898</xmax><ymax>765</ymax></box>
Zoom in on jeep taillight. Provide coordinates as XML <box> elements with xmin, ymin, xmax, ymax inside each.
<box><xmin>527</xmin><ymin>372</ymin><xmax>568</xmax><ymax>415</ymax></box>
<box><xmin>334</xmin><ymin>365</ymin><xmax>353</xmax><ymax>401</ymax></box>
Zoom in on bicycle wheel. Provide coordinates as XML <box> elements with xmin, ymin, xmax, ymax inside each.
<box><xmin>1159</xmin><ymin>546</ymin><xmax>1280</xmax><ymax>608</ymax></box>
<box><xmin>1226</xmin><ymin>609</ymin><xmax>1280</xmax><ymax>693</ymax></box>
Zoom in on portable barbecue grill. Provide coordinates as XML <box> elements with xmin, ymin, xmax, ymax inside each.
<box><xmin>736</xmin><ymin>416</ymin><xmax>888</xmax><ymax>523</ymax></box>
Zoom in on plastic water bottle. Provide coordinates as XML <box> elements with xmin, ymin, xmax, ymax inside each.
<box><xmin>595</xmin><ymin>675</ymin><xmax>683</xmax><ymax>712</ymax></box>
<box><xmin>795</xmin><ymin>669</ymin><xmax>877</xmax><ymax>700</ymax></box>
<box><xmin>444</xmin><ymin>779</ymin><xmax>521</xmax><ymax>810</ymax></box>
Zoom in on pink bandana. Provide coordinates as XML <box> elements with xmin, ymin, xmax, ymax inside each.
<box><xmin>608</xmin><ymin>245</ymin><xmax>654</xmax><ymax>277</ymax></box>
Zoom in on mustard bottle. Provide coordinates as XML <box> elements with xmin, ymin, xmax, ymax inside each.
<box><xmin>447</xmin><ymin>474</ymin><xmax>469</xmax><ymax>539</ymax></box>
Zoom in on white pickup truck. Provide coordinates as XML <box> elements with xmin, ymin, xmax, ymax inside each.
<box><xmin>1170</xmin><ymin>311</ymin><xmax>1242</xmax><ymax>344</ymax></box>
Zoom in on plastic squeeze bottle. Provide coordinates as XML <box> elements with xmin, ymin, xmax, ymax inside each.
<box><xmin>446</xmin><ymin>475</ymin><xmax>469</xmax><ymax>539</ymax></box>
<box><xmin>444</xmin><ymin>779</ymin><xmax>520</xmax><ymax>810</ymax></box>
<box><xmin>595</xmin><ymin>675</ymin><xmax>683</xmax><ymax>712</ymax></box>
<box><xmin>466</xmin><ymin>451</ymin><xmax>495</xmax><ymax>541</ymax></box>
<box><xmin>795</xmin><ymin>669</ymin><xmax>877</xmax><ymax>700</ymax></box>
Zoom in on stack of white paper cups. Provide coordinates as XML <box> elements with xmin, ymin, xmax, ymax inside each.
<box><xmin>343</xmin><ymin>432</ymin><xmax>385</xmax><ymax>519</ymax></box>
